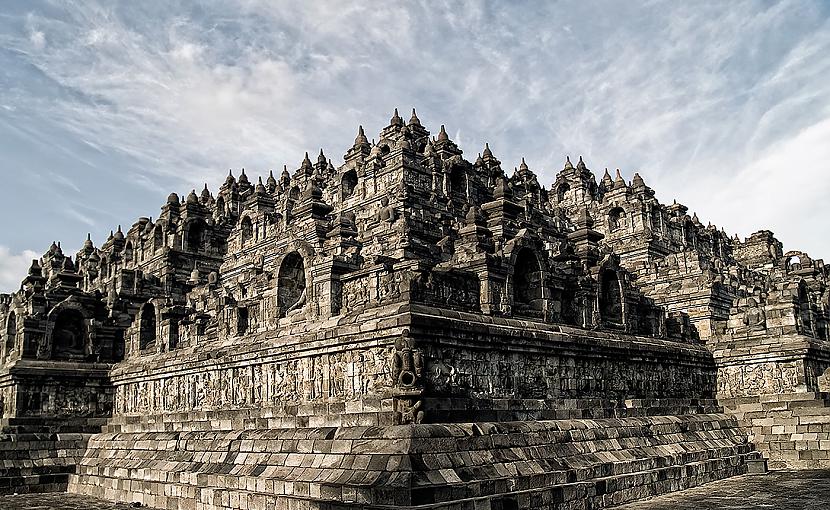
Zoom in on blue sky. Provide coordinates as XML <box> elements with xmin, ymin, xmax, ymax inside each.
<box><xmin>1</xmin><ymin>0</ymin><xmax>829</xmax><ymax>291</ymax></box>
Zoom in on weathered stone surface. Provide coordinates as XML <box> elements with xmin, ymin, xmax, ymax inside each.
<box><xmin>0</xmin><ymin>110</ymin><xmax>827</xmax><ymax>506</ymax></box>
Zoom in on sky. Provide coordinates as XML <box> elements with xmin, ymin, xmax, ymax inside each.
<box><xmin>1</xmin><ymin>0</ymin><xmax>829</xmax><ymax>292</ymax></box>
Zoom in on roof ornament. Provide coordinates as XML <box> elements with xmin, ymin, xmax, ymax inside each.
<box><xmin>409</xmin><ymin>108</ymin><xmax>421</xmax><ymax>127</ymax></box>
<box><xmin>390</xmin><ymin>107</ymin><xmax>403</xmax><ymax>126</ymax></box>
<box><xmin>354</xmin><ymin>125</ymin><xmax>369</xmax><ymax>146</ymax></box>
<box><xmin>483</xmin><ymin>142</ymin><xmax>493</xmax><ymax>158</ymax></box>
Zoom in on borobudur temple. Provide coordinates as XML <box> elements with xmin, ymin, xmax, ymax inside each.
<box><xmin>1</xmin><ymin>109</ymin><xmax>829</xmax><ymax>509</ymax></box>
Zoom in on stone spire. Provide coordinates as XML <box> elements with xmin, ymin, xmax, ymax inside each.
<box><xmin>354</xmin><ymin>125</ymin><xmax>369</xmax><ymax>146</ymax></box>
<box><xmin>601</xmin><ymin>168</ymin><xmax>613</xmax><ymax>189</ymax></box>
<box><xmin>224</xmin><ymin>169</ymin><xmax>235</xmax><ymax>187</ymax></box>
<box><xmin>437</xmin><ymin>125</ymin><xmax>449</xmax><ymax>142</ymax></box>
<box><xmin>613</xmin><ymin>169</ymin><xmax>627</xmax><ymax>190</ymax></box>
<box><xmin>563</xmin><ymin>156</ymin><xmax>574</xmax><ymax>170</ymax></box>
<box><xmin>408</xmin><ymin>108</ymin><xmax>421</xmax><ymax>127</ymax></box>
<box><xmin>483</xmin><ymin>143</ymin><xmax>493</xmax><ymax>159</ymax></box>
<box><xmin>576</xmin><ymin>155</ymin><xmax>587</xmax><ymax>171</ymax></box>
<box><xmin>390</xmin><ymin>108</ymin><xmax>403</xmax><ymax>127</ymax></box>
<box><xmin>519</xmin><ymin>157</ymin><xmax>530</xmax><ymax>176</ymax></box>
<box><xmin>83</xmin><ymin>232</ymin><xmax>94</xmax><ymax>251</ymax></box>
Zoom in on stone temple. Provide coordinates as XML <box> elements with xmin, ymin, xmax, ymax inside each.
<box><xmin>0</xmin><ymin>109</ymin><xmax>828</xmax><ymax>509</ymax></box>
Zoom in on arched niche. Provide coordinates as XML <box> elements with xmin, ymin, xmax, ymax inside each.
<box><xmin>186</xmin><ymin>219</ymin><xmax>206</xmax><ymax>252</ymax></box>
<box><xmin>240</xmin><ymin>216</ymin><xmax>254</xmax><ymax>246</ymax></box>
<box><xmin>513</xmin><ymin>248</ymin><xmax>544</xmax><ymax>317</ymax></box>
<box><xmin>139</xmin><ymin>302</ymin><xmax>157</xmax><ymax>352</ymax></box>
<box><xmin>52</xmin><ymin>308</ymin><xmax>86</xmax><ymax>359</ymax></box>
<box><xmin>449</xmin><ymin>165</ymin><xmax>467</xmax><ymax>198</ymax></box>
<box><xmin>341</xmin><ymin>169</ymin><xmax>358</xmax><ymax>199</ymax></box>
<box><xmin>599</xmin><ymin>269</ymin><xmax>624</xmax><ymax>326</ymax></box>
<box><xmin>798</xmin><ymin>282</ymin><xmax>813</xmax><ymax>335</ymax></box>
<box><xmin>278</xmin><ymin>252</ymin><xmax>306</xmax><ymax>317</ymax></box>
<box><xmin>237</xmin><ymin>306</ymin><xmax>249</xmax><ymax>335</ymax></box>
<box><xmin>99</xmin><ymin>256</ymin><xmax>109</xmax><ymax>279</ymax></box>
<box><xmin>788</xmin><ymin>255</ymin><xmax>802</xmax><ymax>272</ymax></box>
<box><xmin>4</xmin><ymin>312</ymin><xmax>16</xmax><ymax>361</ymax></box>
<box><xmin>124</xmin><ymin>241</ymin><xmax>134</xmax><ymax>262</ymax></box>
<box><xmin>608</xmin><ymin>207</ymin><xmax>626</xmax><ymax>232</ymax></box>
<box><xmin>556</xmin><ymin>182</ymin><xmax>570</xmax><ymax>203</ymax></box>
<box><xmin>153</xmin><ymin>224</ymin><xmax>165</xmax><ymax>251</ymax></box>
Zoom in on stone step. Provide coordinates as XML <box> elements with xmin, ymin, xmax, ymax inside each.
<box><xmin>68</xmin><ymin>414</ymin><xmax>759</xmax><ymax>509</ymax></box>
<box><xmin>0</xmin><ymin>473</ymin><xmax>71</xmax><ymax>495</ymax></box>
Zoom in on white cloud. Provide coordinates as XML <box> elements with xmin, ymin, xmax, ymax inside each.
<box><xmin>1</xmin><ymin>0</ymin><xmax>829</xmax><ymax>261</ymax></box>
<box><xmin>0</xmin><ymin>246</ymin><xmax>39</xmax><ymax>293</ymax></box>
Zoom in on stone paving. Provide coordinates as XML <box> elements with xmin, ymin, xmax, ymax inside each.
<box><xmin>616</xmin><ymin>470</ymin><xmax>830</xmax><ymax>510</ymax></box>
<box><xmin>0</xmin><ymin>470</ymin><xmax>828</xmax><ymax>510</ymax></box>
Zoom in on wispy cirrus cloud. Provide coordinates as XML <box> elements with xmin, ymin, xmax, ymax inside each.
<box><xmin>0</xmin><ymin>0</ymin><xmax>828</xmax><ymax>292</ymax></box>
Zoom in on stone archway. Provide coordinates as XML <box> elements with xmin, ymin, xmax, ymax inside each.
<box><xmin>278</xmin><ymin>252</ymin><xmax>306</xmax><ymax>318</ymax></box>
<box><xmin>513</xmin><ymin>248</ymin><xmax>544</xmax><ymax>318</ymax></box>
<box><xmin>139</xmin><ymin>303</ymin><xmax>157</xmax><ymax>352</ymax></box>
<box><xmin>52</xmin><ymin>309</ymin><xmax>86</xmax><ymax>359</ymax></box>
<box><xmin>600</xmin><ymin>270</ymin><xmax>623</xmax><ymax>327</ymax></box>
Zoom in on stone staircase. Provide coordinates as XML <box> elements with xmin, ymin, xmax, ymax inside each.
<box><xmin>720</xmin><ymin>391</ymin><xmax>830</xmax><ymax>469</ymax></box>
<box><xmin>0</xmin><ymin>418</ymin><xmax>105</xmax><ymax>495</ymax></box>
<box><xmin>68</xmin><ymin>413</ymin><xmax>760</xmax><ymax>509</ymax></box>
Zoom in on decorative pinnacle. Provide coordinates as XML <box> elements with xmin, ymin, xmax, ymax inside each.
<box><xmin>391</xmin><ymin>107</ymin><xmax>403</xmax><ymax>126</ymax></box>
<box><xmin>438</xmin><ymin>124</ymin><xmax>449</xmax><ymax>142</ymax></box>
<box><xmin>354</xmin><ymin>125</ymin><xmax>368</xmax><ymax>145</ymax></box>
<box><xmin>409</xmin><ymin>108</ymin><xmax>421</xmax><ymax>126</ymax></box>
<box><xmin>483</xmin><ymin>142</ymin><xmax>493</xmax><ymax>157</ymax></box>
<box><xmin>519</xmin><ymin>157</ymin><xmax>529</xmax><ymax>171</ymax></box>
<box><xmin>564</xmin><ymin>156</ymin><xmax>573</xmax><ymax>170</ymax></box>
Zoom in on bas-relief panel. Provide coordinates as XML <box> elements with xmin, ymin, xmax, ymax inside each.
<box><xmin>115</xmin><ymin>346</ymin><xmax>394</xmax><ymax>414</ymax></box>
<box><xmin>422</xmin><ymin>345</ymin><xmax>715</xmax><ymax>400</ymax></box>
<box><xmin>716</xmin><ymin>361</ymin><xmax>803</xmax><ymax>398</ymax></box>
